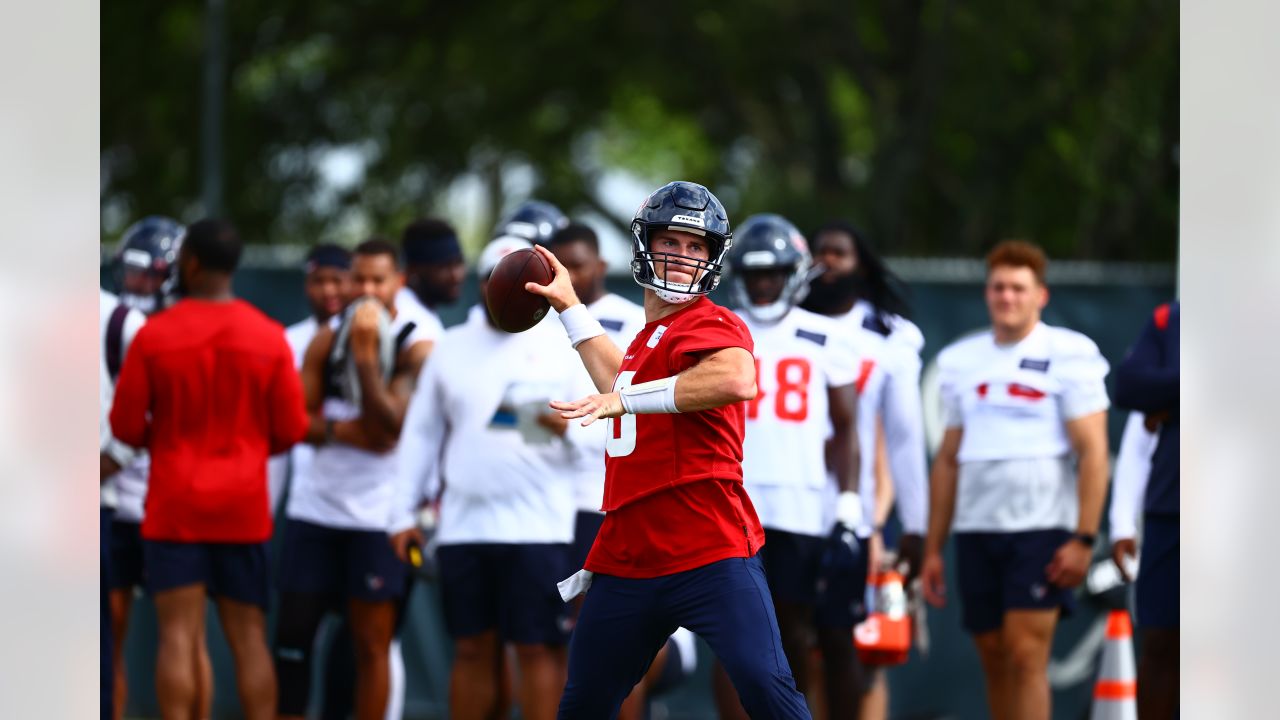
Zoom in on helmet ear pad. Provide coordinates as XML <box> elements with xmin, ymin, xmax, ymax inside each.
<box><xmin>724</xmin><ymin>213</ymin><xmax>814</xmax><ymax>324</ymax></box>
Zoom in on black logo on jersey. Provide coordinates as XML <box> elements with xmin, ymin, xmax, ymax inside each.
<box><xmin>599</xmin><ymin>318</ymin><xmax>624</xmax><ymax>332</ymax></box>
<box><xmin>1019</xmin><ymin>358</ymin><xmax>1050</xmax><ymax>372</ymax></box>
<box><xmin>861</xmin><ymin>313</ymin><xmax>891</xmax><ymax>337</ymax></box>
<box><xmin>795</xmin><ymin>328</ymin><xmax>828</xmax><ymax>346</ymax></box>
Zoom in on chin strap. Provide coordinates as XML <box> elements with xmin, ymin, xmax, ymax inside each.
<box><xmin>654</xmin><ymin>288</ymin><xmax>698</xmax><ymax>304</ymax></box>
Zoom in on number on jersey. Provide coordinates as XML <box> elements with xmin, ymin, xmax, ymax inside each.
<box><xmin>606</xmin><ymin>371</ymin><xmax>638</xmax><ymax>457</ymax></box>
<box><xmin>748</xmin><ymin>357</ymin><xmax>811</xmax><ymax>421</ymax></box>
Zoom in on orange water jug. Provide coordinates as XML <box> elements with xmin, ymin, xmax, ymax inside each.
<box><xmin>853</xmin><ymin>570</ymin><xmax>912</xmax><ymax>665</ymax></box>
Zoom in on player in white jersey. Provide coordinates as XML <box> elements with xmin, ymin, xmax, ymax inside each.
<box><xmin>100</xmin><ymin>288</ymin><xmax>145</xmax><ymax>720</ymax></box>
<box><xmin>105</xmin><ymin>217</ymin><xmax>217</xmax><ymax>720</ymax></box>
<box><xmin>274</xmin><ymin>239</ymin><xmax>434</xmax><ymax>720</ymax></box>
<box><xmin>922</xmin><ymin>241</ymin><xmax>1110</xmax><ymax>720</ymax></box>
<box><xmin>714</xmin><ymin>214</ymin><xmax>865</xmax><ymax>720</ymax></box>
<box><xmin>802</xmin><ymin>220</ymin><xmax>929</xmax><ymax>720</ymax></box>
<box><xmin>390</xmin><ymin>237</ymin><xmax>580</xmax><ymax>720</ymax></box>
<box><xmin>1107</xmin><ymin>412</ymin><xmax>1158</xmax><ymax>581</ymax></box>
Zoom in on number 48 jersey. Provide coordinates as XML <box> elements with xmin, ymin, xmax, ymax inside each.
<box><xmin>736</xmin><ymin>307</ymin><xmax>860</xmax><ymax>537</ymax></box>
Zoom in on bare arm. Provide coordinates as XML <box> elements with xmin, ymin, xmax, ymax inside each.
<box><xmin>925</xmin><ymin>427</ymin><xmax>963</xmax><ymax>558</ymax></box>
<box><xmin>1065</xmin><ymin>410</ymin><xmax>1110</xmax><ymax>536</ymax></box>
<box><xmin>872</xmin><ymin>417</ymin><xmax>895</xmax><ymax>527</ymax></box>
<box><xmin>826</xmin><ymin>382</ymin><xmax>860</xmax><ymax>495</ymax></box>
<box><xmin>300</xmin><ymin>324</ymin><xmax>389</xmax><ymax>451</ymax></box>
<box><xmin>355</xmin><ymin>335</ymin><xmax>432</xmax><ymax>441</ymax></box>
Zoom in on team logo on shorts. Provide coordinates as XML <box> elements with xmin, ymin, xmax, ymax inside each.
<box><xmin>366</xmin><ymin>574</ymin><xmax>385</xmax><ymax>591</ymax></box>
<box><xmin>1029</xmin><ymin>582</ymin><xmax>1047</xmax><ymax>600</ymax></box>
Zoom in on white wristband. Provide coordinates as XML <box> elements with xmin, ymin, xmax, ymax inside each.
<box><xmin>835</xmin><ymin>490</ymin><xmax>864</xmax><ymax>528</ymax></box>
<box><xmin>558</xmin><ymin>303</ymin><xmax>606</xmax><ymax>349</ymax></box>
<box><xmin>619</xmin><ymin>376</ymin><xmax>679</xmax><ymax>414</ymax></box>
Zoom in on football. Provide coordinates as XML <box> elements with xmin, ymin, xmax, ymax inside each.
<box><xmin>485</xmin><ymin>248</ymin><xmax>554</xmax><ymax>333</ymax></box>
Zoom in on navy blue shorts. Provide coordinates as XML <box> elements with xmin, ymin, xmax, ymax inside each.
<box><xmin>759</xmin><ymin>528</ymin><xmax>825</xmax><ymax>606</ymax></box>
<box><xmin>437</xmin><ymin>543</ymin><xmax>572</xmax><ymax>645</ymax></box>
<box><xmin>143</xmin><ymin>538</ymin><xmax>269</xmax><ymax>609</ymax></box>
<box><xmin>1136</xmin><ymin>514</ymin><xmax>1179</xmax><ymax>629</ymax></box>
<box><xmin>277</xmin><ymin>519</ymin><xmax>407</xmax><ymax>602</ymax></box>
<box><xmin>571</xmin><ymin>511</ymin><xmax>605</xmax><ymax>571</ymax></box>
<box><xmin>559</xmin><ymin>554</ymin><xmax>810</xmax><ymax>719</ymax></box>
<box><xmin>954</xmin><ymin>529</ymin><xmax>1075</xmax><ymax>634</ymax></box>
<box><xmin>109</xmin><ymin>520</ymin><xmax>145</xmax><ymax>591</ymax></box>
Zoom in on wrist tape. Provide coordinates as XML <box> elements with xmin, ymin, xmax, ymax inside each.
<box><xmin>619</xmin><ymin>376</ymin><xmax>679</xmax><ymax>414</ymax></box>
<box><xmin>558</xmin><ymin>303</ymin><xmax>606</xmax><ymax>349</ymax></box>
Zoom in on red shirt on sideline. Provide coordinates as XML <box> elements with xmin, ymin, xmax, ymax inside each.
<box><xmin>585</xmin><ymin>297</ymin><xmax>767</xmax><ymax>578</ymax></box>
<box><xmin>110</xmin><ymin>298</ymin><xmax>309</xmax><ymax>543</ymax></box>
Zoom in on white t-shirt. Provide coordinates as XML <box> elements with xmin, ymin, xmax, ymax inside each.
<box><xmin>287</xmin><ymin>308</ymin><xmax>436</xmax><ymax>531</ymax></box>
<box><xmin>100</xmin><ymin>290</ymin><xmax>145</xmax><ymax>512</ymax></box>
<box><xmin>736</xmin><ymin>308</ymin><xmax>859</xmax><ymax>537</ymax></box>
<box><xmin>937</xmin><ymin>322</ymin><xmax>1110</xmax><ymax>532</ymax></box>
<box><xmin>824</xmin><ymin>301</ymin><xmax>929</xmax><ymax>535</ymax></box>
<box><xmin>1108</xmin><ymin>411</ymin><xmax>1158</xmax><ymax>540</ymax></box>
<box><xmin>391</xmin><ymin>305</ymin><xmax>579</xmax><ymax>545</ymax></box>
<box><xmin>559</xmin><ymin>293</ymin><xmax>646</xmax><ymax>513</ymax></box>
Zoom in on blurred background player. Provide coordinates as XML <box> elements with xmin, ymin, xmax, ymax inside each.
<box><xmin>1107</xmin><ymin>411</ymin><xmax>1158</xmax><ymax>583</ymax></box>
<box><xmin>922</xmin><ymin>240</ymin><xmax>1110</xmax><ymax>720</ymax></box>
<box><xmin>100</xmin><ymin>287</ymin><xmax>145</xmax><ymax>720</ymax></box>
<box><xmin>110</xmin><ymin>219</ymin><xmax>309</xmax><ymax>720</ymax></box>
<box><xmin>716</xmin><ymin>213</ymin><xmax>865</xmax><ymax>720</ymax></box>
<box><xmin>398</xmin><ymin>217</ymin><xmax>466</xmax><ymax>325</ymax></box>
<box><xmin>492</xmin><ymin>199</ymin><xmax>569</xmax><ymax>246</ymax></box>
<box><xmin>528</xmin><ymin>180</ymin><xmax>812</xmax><ymax>719</ymax></box>
<box><xmin>802</xmin><ymin>221</ymin><xmax>930</xmax><ymax>718</ymax></box>
<box><xmin>390</xmin><ymin>237</ymin><xmax>580</xmax><ymax>720</ymax></box>
<box><xmin>274</xmin><ymin>238</ymin><xmax>433</xmax><ymax>720</ymax></box>
<box><xmin>1112</xmin><ymin>301</ymin><xmax>1180</xmax><ymax>719</ymax></box>
<box><xmin>107</xmin><ymin>216</ymin><xmax>217</xmax><ymax>720</ymax></box>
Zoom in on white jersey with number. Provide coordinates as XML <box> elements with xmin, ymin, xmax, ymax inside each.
<box><xmin>100</xmin><ymin>290</ymin><xmax>146</xmax><ymax>512</ymax></box>
<box><xmin>391</xmin><ymin>305</ymin><xmax>579</xmax><ymax>544</ymax></box>
<box><xmin>736</xmin><ymin>307</ymin><xmax>859</xmax><ymax>537</ymax></box>
<box><xmin>288</xmin><ymin>308</ymin><xmax>436</xmax><ymax>531</ymax></box>
<box><xmin>824</xmin><ymin>301</ymin><xmax>929</xmax><ymax>535</ymax></box>
<box><xmin>560</xmin><ymin>293</ymin><xmax>647</xmax><ymax>513</ymax></box>
<box><xmin>938</xmin><ymin>322</ymin><xmax>1110</xmax><ymax>532</ymax></box>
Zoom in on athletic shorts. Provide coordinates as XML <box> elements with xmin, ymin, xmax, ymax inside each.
<box><xmin>109</xmin><ymin>520</ymin><xmax>145</xmax><ymax>591</ymax></box>
<box><xmin>1135</xmin><ymin>514</ymin><xmax>1179</xmax><ymax>629</ymax></box>
<box><xmin>437</xmin><ymin>543</ymin><xmax>572</xmax><ymax>645</ymax></box>
<box><xmin>571</xmin><ymin>510</ymin><xmax>606</xmax><ymax>571</ymax></box>
<box><xmin>143</xmin><ymin>538</ymin><xmax>269</xmax><ymax>609</ymax></box>
<box><xmin>760</xmin><ymin>527</ymin><xmax>868</xmax><ymax>627</ymax></box>
<box><xmin>954</xmin><ymin>528</ymin><xmax>1075</xmax><ymax>634</ymax></box>
<box><xmin>277</xmin><ymin>519</ymin><xmax>408</xmax><ymax>603</ymax></box>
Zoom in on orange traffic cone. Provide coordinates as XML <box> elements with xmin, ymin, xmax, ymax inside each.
<box><xmin>854</xmin><ymin>570</ymin><xmax>911</xmax><ymax>665</ymax></box>
<box><xmin>1091</xmin><ymin>610</ymin><xmax>1137</xmax><ymax>720</ymax></box>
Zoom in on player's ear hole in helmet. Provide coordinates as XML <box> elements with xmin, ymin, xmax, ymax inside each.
<box><xmin>726</xmin><ymin>213</ymin><xmax>816</xmax><ymax>324</ymax></box>
<box><xmin>629</xmin><ymin>181</ymin><xmax>733</xmax><ymax>304</ymax></box>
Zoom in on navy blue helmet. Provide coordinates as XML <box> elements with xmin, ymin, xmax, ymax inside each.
<box><xmin>492</xmin><ymin>200</ymin><xmax>568</xmax><ymax>245</ymax></box>
<box><xmin>726</xmin><ymin>213</ymin><xmax>814</xmax><ymax>324</ymax></box>
<box><xmin>113</xmin><ymin>216</ymin><xmax>185</xmax><ymax>314</ymax></box>
<box><xmin>629</xmin><ymin>181</ymin><xmax>732</xmax><ymax>302</ymax></box>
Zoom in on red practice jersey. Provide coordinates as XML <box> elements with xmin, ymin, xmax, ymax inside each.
<box><xmin>110</xmin><ymin>299</ymin><xmax>309</xmax><ymax>543</ymax></box>
<box><xmin>585</xmin><ymin>297</ymin><xmax>767</xmax><ymax>578</ymax></box>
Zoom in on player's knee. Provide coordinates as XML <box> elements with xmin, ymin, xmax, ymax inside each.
<box><xmin>1003</xmin><ymin>638</ymin><xmax>1049</xmax><ymax>678</ymax></box>
<box><xmin>453</xmin><ymin>634</ymin><xmax>497</xmax><ymax>666</ymax></box>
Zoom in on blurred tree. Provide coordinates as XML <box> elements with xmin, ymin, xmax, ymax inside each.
<box><xmin>102</xmin><ymin>0</ymin><xmax>1177</xmax><ymax>261</ymax></box>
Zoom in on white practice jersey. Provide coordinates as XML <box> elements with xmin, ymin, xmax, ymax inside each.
<box><xmin>560</xmin><ymin>293</ymin><xmax>646</xmax><ymax>512</ymax></box>
<box><xmin>395</xmin><ymin>287</ymin><xmax>446</xmax><ymax>340</ymax></box>
<box><xmin>736</xmin><ymin>308</ymin><xmax>859</xmax><ymax>537</ymax></box>
<box><xmin>938</xmin><ymin>322</ymin><xmax>1110</xmax><ymax>532</ymax></box>
<box><xmin>1108</xmin><ymin>412</ymin><xmax>1158</xmax><ymax>540</ymax></box>
<box><xmin>288</xmin><ymin>308</ymin><xmax>436</xmax><ymax>531</ymax></box>
<box><xmin>266</xmin><ymin>316</ymin><xmax>320</xmax><ymax>515</ymax></box>
<box><xmin>392</xmin><ymin>305</ymin><xmax>579</xmax><ymax>545</ymax></box>
<box><xmin>823</xmin><ymin>301</ymin><xmax>929</xmax><ymax>535</ymax></box>
<box><xmin>100</xmin><ymin>290</ymin><xmax>145</xmax><ymax>511</ymax></box>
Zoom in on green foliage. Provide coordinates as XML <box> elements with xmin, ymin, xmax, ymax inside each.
<box><xmin>102</xmin><ymin>0</ymin><xmax>1177</xmax><ymax>261</ymax></box>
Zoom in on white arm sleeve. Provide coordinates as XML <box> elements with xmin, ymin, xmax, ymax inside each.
<box><xmin>881</xmin><ymin>346</ymin><xmax>929</xmax><ymax>534</ymax></box>
<box><xmin>1108</xmin><ymin>412</ymin><xmax>1158</xmax><ymax>540</ymax></box>
<box><xmin>389</xmin><ymin>358</ymin><xmax>447</xmax><ymax>534</ymax></box>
